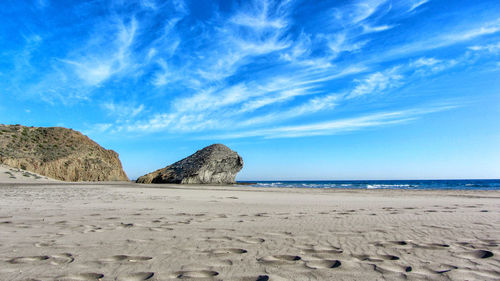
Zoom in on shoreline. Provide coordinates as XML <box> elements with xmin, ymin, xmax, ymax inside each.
<box><xmin>2</xmin><ymin>180</ymin><xmax>500</xmax><ymax>196</ymax></box>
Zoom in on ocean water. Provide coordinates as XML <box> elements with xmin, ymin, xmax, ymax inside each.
<box><xmin>239</xmin><ymin>180</ymin><xmax>500</xmax><ymax>190</ymax></box>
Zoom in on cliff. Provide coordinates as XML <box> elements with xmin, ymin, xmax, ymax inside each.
<box><xmin>0</xmin><ymin>124</ymin><xmax>128</xmax><ymax>182</ymax></box>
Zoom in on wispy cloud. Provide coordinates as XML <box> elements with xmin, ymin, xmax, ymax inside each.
<box><xmin>333</xmin><ymin>0</ymin><xmax>388</xmax><ymax>26</ymax></box>
<box><xmin>379</xmin><ymin>19</ymin><xmax>500</xmax><ymax>60</ymax></box>
<box><xmin>239</xmin><ymin>93</ymin><xmax>340</xmax><ymax>127</ymax></box>
<box><xmin>61</xmin><ymin>17</ymin><xmax>138</xmax><ymax>86</ymax></box>
<box><xmin>210</xmin><ymin>105</ymin><xmax>457</xmax><ymax>139</ymax></box>
<box><xmin>448</xmin><ymin>20</ymin><xmax>500</xmax><ymax>42</ymax></box>
<box><xmin>139</xmin><ymin>0</ymin><xmax>157</xmax><ymax>10</ymax></box>
<box><xmin>102</xmin><ymin>102</ymin><xmax>145</xmax><ymax>120</ymax></box>
<box><xmin>408</xmin><ymin>0</ymin><xmax>429</xmax><ymax>12</ymax></box>
<box><xmin>347</xmin><ymin>67</ymin><xmax>403</xmax><ymax>98</ymax></box>
<box><xmin>3</xmin><ymin>0</ymin><xmax>498</xmax><ymax>141</ymax></box>
<box><xmin>124</xmin><ymin>64</ymin><xmax>367</xmax><ymax>133</ymax></box>
<box><xmin>468</xmin><ymin>42</ymin><xmax>500</xmax><ymax>53</ymax></box>
<box><xmin>411</xmin><ymin>57</ymin><xmax>441</xmax><ymax>67</ymax></box>
<box><xmin>410</xmin><ymin>57</ymin><xmax>458</xmax><ymax>74</ymax></box>
<box><xmin>189</xmin><ymin>0</ymin><xmax>293</xmax><ymax>83</ymax></box>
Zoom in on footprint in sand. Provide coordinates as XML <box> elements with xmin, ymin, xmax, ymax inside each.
<box><xmin>116</xmin><ymin>272</ymin><xmax>154</xmax><ymax>281</ymax></box>
<box><xmin>354</xmin><ymin>254</ymin><xmax>399</xmax><ymax>262</ymax></box>
<box><xmin>209</xmin><ymin>248</ymin><xmax>247</xmax><ymax>256</ymax></box>
<box><xmin>480</xmin><ymin>239</ymin><xmax>499</xmax><ymax>247</ymax></box>
<box><xmin>50</xmin><ymin>253</ymin><xmax>75</xmax><ymax>265</ymax></box>
<box><xmin>305</xmin><ymin>259</ymin><xmax>341</xmax><ymax>269</ymax></box>
<box><xmin>238</xmin><ymin>275</ymin><xmax>270</xmax><ymax>281</ymax></box>
<box><xmin>258</xmin><ymin>255</ymin><xmax>301</xmax><ymax>264</ymax></box>
<box><xmin>371</xmin><ymin>264</ymin><xmax>412</xmax><ymax>274</ymax></box>
<box><xmin>8</xmin><ymin>255</ymin><xmax>50</xmax><ymax>264</ymax></box>
<box><xmin>237</xmin><ymin>237</ymin><xmax>265</xmax><ymax>244</ymax></box>
<box><xmin>389</xmin><ymin>241</ymin><xmax>410</xmax><ymax>246</ymax></box>
<box><xmin>425</xmin><ymin>264</ymin><xmax>458</xmax><ymax>274</ymax></box>
<box><xmin>55</xmin><ymin>272</ymin><xmax>104</xmax><ymax>281</ymax></box>
<box><xmin>302</xmin><ymin>246</ymin><xmax>343</xmax><ymax>255</ymax></box>
<box><xmin>205</xmin><ymin>236</ymin><xmax>233</xmax><ymax>242</ymax></box>
<box><xmin>372</xmin><ymin>240</ymin><xmax>411</xmax><ymax>248</ymax></box>
<box><xmin>461</xmin><ymin>249</ymin><xmax>494</xmax><ymax>259</ymax></box>
<box><xmin>82</xmin><ymin>225</ymin><xmax>104</xmax><ymax>233</ymax></box>
<box><xmin>149</xmin><ymin>227</ymin><xmax>174</xmax><ymax>232</ymax></box>
<box><xmin>119</xmin><ymin>223</ymin><xmax>135</xmax><ymax>228</ymax></box>
<box><xmin>207</xmin><ymin>259</ymin><xmax>233</xmax><ymax>267</ymax></box>
<box><xmin>418</xmin><ymin>243</ymin><xmax>450</xmax><ymax>250</ymax></box>
<box><xmin>99</xmin><ymin>255</ymin><xmax>153</xmax><ymax>263</ymax></box>
<box><xmin>173</xmin><ymin>270</ymin><xmax>219</xmax><ymax>279</ymax></box>
<box><xmin>35</xmin><ymin>241</ymin><xmax>56</xmax><ymax>247</ymax></box>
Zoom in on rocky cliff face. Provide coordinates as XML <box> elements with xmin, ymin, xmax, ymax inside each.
<box><xmin>0</xmin><ymin>124</ymin><xmax>129</xmax><ymax>182</ymax></box>
<box><xmin>137</xmin><ymin>144</ymin><xmax>243</xmax><ymax>184</ymax></box>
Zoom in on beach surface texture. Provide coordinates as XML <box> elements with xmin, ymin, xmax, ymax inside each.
<box><xmin>0</xmin><ymin>172</ymin><xmax>499</xmax><ymax>280</ymax></box>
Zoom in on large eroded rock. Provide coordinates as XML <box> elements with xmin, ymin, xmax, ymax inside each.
<box><xmin>0</xmin><ymin>124</ymin><xmax>129</xmax><ymax>182</ymax></box>
<box><xmin>137</xmin><ymin>144</ymin><xmax>243</xmax><ymax>184</ymax></box>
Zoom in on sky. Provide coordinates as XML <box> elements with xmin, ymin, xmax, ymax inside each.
<box><xmin>1</xmin><ymin>0</ymin><xmax>499</xmax><ymax>180</ymax></box>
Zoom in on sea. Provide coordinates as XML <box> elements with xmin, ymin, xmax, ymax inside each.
<box><xmin>238</xmin><ymin>180</ymin><xmax>500</xmax><ymax>190</ymax></box>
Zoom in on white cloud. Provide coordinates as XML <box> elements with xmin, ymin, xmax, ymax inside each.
<box><xmin>408</xmin><ymin>0</ymin><xmax>429</xmax><ymax>12</ymax></box>
<box><xmin>118</xmin><ymin>63</ymin><xmax>368</xmax><ymax>134</ymax></box>
<box><xmin>411</xmin><ymin>57</ymin><xmax>441</xmax><ymax>67</ymax></box>
<box><xmin>102</xmin><ymin>102</ymin><xmax>145</xmax><ymax>119</ymax></box>
<box><xmin>336</xmin><ymin>0</ymin><xmax>388</xmax><ymax>25</ymax></box>
<box><xmin>326</xmin><ymin>33</ymin><xmax>368</xmax><ymax>57</ymax></box>
<box><xmin>293</xmin><ymin>65</ymin><xmax>369</xmax><ymax>87</ymax></box>
<box><xmin>239</xmin><ymin>93</ymin><xmax>340</xmax><ymax>127</ymax></box>
<box><xmin>448</xmin><ymin>20</ymin><xmax>500</xmax><ymax>42</ymax></box>
<box><xmin>280</xmin><ymin>32</ymin><xmax>311</xmax><ymax>62</ymax></box>
<box><xmin>93</xmin><ymin>123</ymin><xmax>113</xmax><ymax>132</ymax></box>
<box><xmin>61</xmin><ymin>17</ymin><xmax>138</xmax><ymax>86</ymax></box>
<box><xmin>210</xmin><ymin>105</ymin><xmax>455</xmax><ymax>139</ymax></box>
<box><xmin>139</xmin><ymin>0</ymin><xmax>157</xmax><ymax>10</ymax></box>
<box><xmin>190</xmin><ymin>0</ymin><xmax>293</xmax><ymax>83</ymax></box>
<box><xmin>375</xmin><ymin>19</ymin><xmax>500</xmax><ymax>61</ymax></box>
<box><xmin>128</xmin><ymin>113</ymin><xmax>175</xmax><ymax>132</ymax></box>
<box><xmin>152</xmin><ymin>58</ymin><xmax>175</xmax><ymax>86</ymax></box>
<box><xmin>347</xmin><ymin>67</ymin><xmax>403</xmax><ymax>98</ymax></box>
<box><xmin>173</xmin><ymin>84</ymin><xmax>250</xmax><ymax>114</ymax></box>
<box><xmin>362</xmin><ymin>24</ymin><xmax>394</xmax><ymax>33</ymax></box>
<box><xmin>468</xmin><ymin>42</ymin><xmax>500</xmax><ymax>53</ymax></box>
<box><xmin>16</xmin><ymin>0</ymin><xmax>476</xmax><ymax>140</ymax></box>
<box><xmin>410</xmin><ymin>56</ymin><xmax>463</xmax><ymax>75</ymax></box>
<box><xmin>239</xmin><ymin>87</ymin><xmax>315</xmax><ymax>113</ymax></box>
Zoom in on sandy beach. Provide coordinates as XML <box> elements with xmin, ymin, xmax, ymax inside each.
<box><xmin>0</xmin><ymin>172</ymin><xmax>499</xmax><ymax>280</ymax></box>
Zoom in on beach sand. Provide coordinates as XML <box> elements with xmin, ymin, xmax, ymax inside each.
<box><xmin>0</xmin><ymin>173</ymin><xmax>499</xmax><ymax>280</ymax></box>
<box><xmin>0</xmin><ymin>164</ymin><xmax>59</xmax><ymax>184</ymax></box>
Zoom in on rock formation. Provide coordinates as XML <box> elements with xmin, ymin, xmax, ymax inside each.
<box><xmin>0</xmin><ymin>124</ymin><xmax>129</xmax><ymax>181</ymax></box>
<box><xmin>137</xmin><ymin>144</ymin><xmax>243</xmax><ymax>184</ymax></box>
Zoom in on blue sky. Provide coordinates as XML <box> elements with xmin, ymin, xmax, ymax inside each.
<box><xmin>1</xmin><ymin>0</ymin><xmax>499</xmax><ymax>180</ymax></box>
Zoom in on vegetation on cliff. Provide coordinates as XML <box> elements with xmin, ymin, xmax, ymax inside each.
<box><xmin>0</xmin><ymin>124</ymin><xmax>128</xmax><ymax>181</ymax></box>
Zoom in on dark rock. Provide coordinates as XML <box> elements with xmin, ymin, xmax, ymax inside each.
<box><xmin>136</xmin><ymin>144</ymin><xmax>243</xmax><ymax>184</ymax></box>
